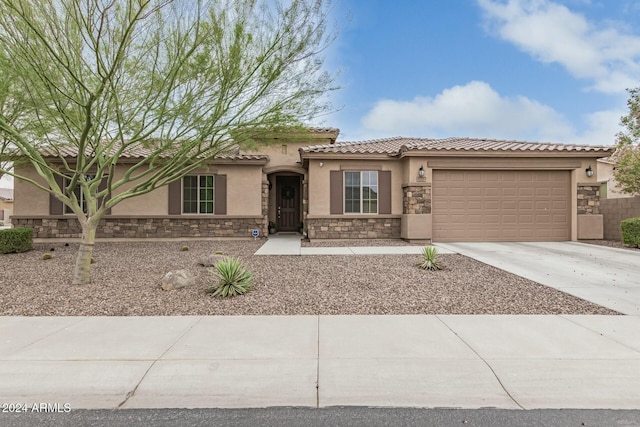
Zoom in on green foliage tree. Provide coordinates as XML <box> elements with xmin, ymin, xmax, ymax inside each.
<box><xmin>0</xmin><ymin>0</ymin><xmax>336</xmax><ymax>285</ymax></box>
<box><xmin>613</xmin><ymin>87</ymin><xmax>640</xmax><ymax>196</ymax></box>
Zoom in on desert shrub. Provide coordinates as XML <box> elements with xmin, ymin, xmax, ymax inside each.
<box><xmin>207</xmin><ymin>257</ymin><xmax>253</xmax><ymax>298</ymax></box>
<box><xmin>0</xmin><ymin>227</ymin><xmax>33</xmax><ymax>254</ymax></box>
<box><xmin>181</xmin><ymin>245</ymin><xmax>189</xmax><ymax>251</ymax></box>
<box><xmin>42</xmin><ymin>253</ymin><xmax>52</xmax><ymax>260</ymax></box>
<box><xmin>621</xmin><ymin>217</ymin><xmax>640</xmax><ymax>247</ymax></box>
<box><xmin>214</xmin><ymin>250</ymin><xmax>224</xmax><ymax>255</ymax></box>
<box><xmin>420</xmin><ymin>246</ymin><xmax>444</xmax><ymax>271</ymax></box>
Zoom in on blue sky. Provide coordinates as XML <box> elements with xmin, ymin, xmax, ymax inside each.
<box><xmin>323</xmin><ymin>0</ymin><xmax>640</xmax><ymax>144</ymax></box>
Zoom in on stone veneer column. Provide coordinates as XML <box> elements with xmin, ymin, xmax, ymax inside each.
<box><xmin>402</xmin><ymin>183</ymin><xmax>431</xmax><ymax>214</ymax></box>
<box><xmin>261</xmin><ymin>180</ymin><xmax>269</xmax><ymax>236</ymax></box>
<box><xmin>577</xmin><ymin>184</ymin><xmax>601</xmax><ymax>214</ymax></box>
<box><xmin>302</xmin><ymin>178</ymin><xmax>308</xmax><ymax>235</ymax></box>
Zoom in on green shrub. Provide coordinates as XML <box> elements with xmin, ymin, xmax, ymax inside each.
<box><xmin>181</xmin><ymin>245</ymin><xmax>189</xmax><ymax>251</ymax></box>
<box><xmin>207</xmin><ymin>257</ymin><xmax>253</xmax><ymax>298</ymax></box>
<box><xmin>0</xmin><ymin>228</ymin><xmax>33</xmax><ymax>254</ymax></box>
<box><xmin>420</xmin><ymin>246</ymin><xmax>444</xmax><ymax>271</ymax></box>
<box><xmin>621</xmin><ymin>217</ymin><xmax>640</xmax><ymax>247</ymax></box>
<box><xmin>42</xmin><ymin>253</ymin><xmax>52</xmax><ymax>260</ymax></box>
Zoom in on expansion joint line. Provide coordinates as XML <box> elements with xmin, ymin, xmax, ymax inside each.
<box><xmin>435</xmin><ymin>315</ymin><xmax>525</xmax><ymax>410</ymax></box>
<box><xmin>116</xmin><ymin>317</ymin><xmax>204</xmax><ymax>409</ymax></box>
<box><xmin>316</xmin><ymin>314</ymin><xmax>321</xmax><ymax>408</ymax></box>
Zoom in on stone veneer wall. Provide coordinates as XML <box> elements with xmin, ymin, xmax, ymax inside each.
<box><xmin>600</xmin><ymin>196</ymin><xmax>640</xmax><ymax>240</ymax></box>
<box><xmin>307</xmin><ymin>217</ymin><xmax>401</xmax><ymax>239</ymax></box>
<box><xmin>402</xmin><ymin>184</ymin><xmax>431</xmax><ymax>214</ymax></box>
<box><xmin>577</xmin><ymin>184</ymin><xmax>600</xmax><ymax>215</ymax></box>
<box><xmin>261</xmin><ymin>180</ymin><xmax>269</xmax><ymax>236</ymax></box>
<box><xmin>12</xmin><ymin>216</ymin><xmax>265</xmax><ymax>238</ymax></box>
<box><xmin>302</xmin><ymin>179</ymin><xmax>309</xmax><ymax>235</ymax></box>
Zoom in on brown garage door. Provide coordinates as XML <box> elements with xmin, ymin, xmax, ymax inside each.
<box><xmin>432</xmin><ymin>170</ymin><xmax>570</xmax><ymax>242</ymax></box>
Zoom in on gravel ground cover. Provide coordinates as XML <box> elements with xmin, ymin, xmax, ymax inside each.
<box><xmin>580</xmin><ymin>239</ymin><xmax>640</xmax><ymax>251</ymax></box>
<box><xmin>0</xmin><ymin>240</ymin><xmax>617</xmax><ymax>316</ymax></box>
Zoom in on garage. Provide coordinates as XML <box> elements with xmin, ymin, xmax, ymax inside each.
<box><xmin>432</xmin><ymin>170</ymin><xmax>571</xmax><ymax>242</ymax></box>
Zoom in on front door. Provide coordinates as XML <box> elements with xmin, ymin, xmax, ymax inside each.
<box><xmin>276</xmin><ymin>176</ymin><xmax>300</xmax><ymax>232</ymax></box>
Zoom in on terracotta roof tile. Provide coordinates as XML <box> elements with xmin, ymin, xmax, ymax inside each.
<box><xmin>36</xmin><ymin>141</ymin><xmax>269</xmax><ymax>161</ymax></box>
<box><xmin>301</xmin><ymin>136</ymin><xmax>613</xmax><ymax>155</ymax></box>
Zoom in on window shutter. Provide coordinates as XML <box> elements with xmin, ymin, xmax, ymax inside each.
<box><xmin>214</xmin><ymin>174</ymin><xmax>227</xmax><ymax>215</ymax></box>
<box><xmin>49</xmin><ymin>175</ymin><xmax>64</xmax><ymax>215</ymax></box>
<box><xmin>330</xmin><ymin>170</ymin><xmax>343</xmax><ymax>215</ymax></box>
<box><xmin>168</xmin><ymin>180</ymin><xmax>182</xmax><ymax>214</ymax></box>
<box><xmin>378</xmin><ymin>170</ymin><xmax>391</xmax><ymax>214</ymax></box>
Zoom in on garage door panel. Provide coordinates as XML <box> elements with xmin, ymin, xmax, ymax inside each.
<box><xmin>432</xmin><ymin>170</ymin><xmax>570</xmax><ymax>242</ymax></box>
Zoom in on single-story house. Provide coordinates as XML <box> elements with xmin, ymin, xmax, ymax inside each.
<box><xmin>0</xmin><ymin>187</ymin><xmax>13</xmax><ymax>223</ymax></box>
<box><xmin>597</xmin><ymin>156</ymin><xmax>634</xmax><ymax>199</ymax></box>
<box><xmin>11</xmin><ymin>128</ymin><xmax>613</xmax><ymax>242</ymax></box>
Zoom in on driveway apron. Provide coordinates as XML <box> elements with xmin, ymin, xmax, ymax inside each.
<box><xmin>434</xmin><ymin>242</ymin><xmax>640</xmax><ymax>315</ymax></box>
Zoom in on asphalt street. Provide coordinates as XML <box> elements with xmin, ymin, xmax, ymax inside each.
<box><xmin>2</xmin><ymin>408</ymin><xmax>640</xmax><ymax>427</ymax></box>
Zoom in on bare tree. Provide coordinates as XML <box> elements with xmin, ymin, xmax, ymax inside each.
<box><xmin>0</xmin><ymin>0</ymin><xmax>336</xmax><ymax>284</ymax></box>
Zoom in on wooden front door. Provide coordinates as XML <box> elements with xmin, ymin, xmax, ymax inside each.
<box><xmin>276</xmin><ymin>176</ymin><xmax>300</xmax><ymax>231</ymax></box>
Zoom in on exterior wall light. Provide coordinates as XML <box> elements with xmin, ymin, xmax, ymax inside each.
<box><xmin>418</xmin><ymin>165</ymin><xmax>425</xmax><ymax>177</ymax></box>
<box><xmin>585</xmin><ymin>165</ymin><xmax>594</xmax><ymax>177</ymax></box>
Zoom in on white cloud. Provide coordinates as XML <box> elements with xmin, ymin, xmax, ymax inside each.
<box><xmin>360</xmin><ymin>80</ymin><xmax>622</xmax><ymax>145</ymax></box>
<box><xmin>477</xmin><ymin>0</ymin><xmax>640</xmax><ymax>93</ymax></box>
<box><xmin>362</xmin><ymin>81</ymin><xmax>573</xmax><ymax>141</ymax></box>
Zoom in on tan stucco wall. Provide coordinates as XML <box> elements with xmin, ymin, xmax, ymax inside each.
<box><xmin>111</xmin><ymin>163</ymin><xmax>262</xmax><ymax>216</ymax></box>
<box><xmin>13</xmin><ymin>165</ymin><xmax>50</xmax><ymax>216</ymax></box>
<box><xmin>307</xmin><ymin>158</ymin><xmax>403</xmax><ymax>216</ymax></box>
<box><xmin>110</xmin><ymin>164</ymin><xmax>167</xmax><ymax>215</ymax></box>
<box><xmin>14</xmin><ymin>162</ymin><xmax>264</xmax><ymax>217</ymax></box>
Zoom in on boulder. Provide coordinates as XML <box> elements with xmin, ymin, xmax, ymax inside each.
<box><xmin>197</xmin><ymin>254</ymin><xmax>226</xmax><ymax>267</ymax></box>
<box><xmin>161</xmin><ymin>270</ymin><xmax>196</xmax><ymax>291</ymax></box>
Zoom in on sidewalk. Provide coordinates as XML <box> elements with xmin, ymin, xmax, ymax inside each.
<box><xmin>1</xmin><ymin>315</ymin><xmax>639</xmax><ymax>410</ymax></box>
<box><xmin>254</xmin><ymin>234</ymin><xmax>454</xmax><ymax>256</ymax></box>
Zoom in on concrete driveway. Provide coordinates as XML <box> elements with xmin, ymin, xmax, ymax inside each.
<box><xmin>434</xmin><ymin>242</ymin><xmax>640</xmax><ymax>315</ymax></box>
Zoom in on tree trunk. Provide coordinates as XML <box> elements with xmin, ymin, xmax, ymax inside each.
<box><xmin>72</xmin><ymin>220</ymin><xmax>97</xmax><ymax>285</ymax></box>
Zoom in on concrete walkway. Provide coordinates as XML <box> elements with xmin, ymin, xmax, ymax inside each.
<box><xmin>1</xmin><ymin>315</ymin><xmax>639</xmax><ymax>410</ymax></box>
<box><xmin>254</xmin><ymin>234</ymin><xmax>453</xmax><ymax>256</ymax></box>
<box><xmin>437</xmin><ymin>242</ymin><xmax>640</xmax><ymax>315</ymax></box>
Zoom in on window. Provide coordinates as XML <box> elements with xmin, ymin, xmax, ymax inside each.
<box><xmin>344</xmin><ymin>171</ymin><xmax>378</xmax><ymax>214</ymax></box>
<box><xmin>183</xmin><ymin>175</ymin><xmax>215</xmax><ymax>214</ymax></box>
<box><xmin>64</xmin><ymin>175</ymin><xmax>95</xmax><ymax>214</ymax></box>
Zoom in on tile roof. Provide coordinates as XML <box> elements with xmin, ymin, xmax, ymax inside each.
<box><xmin>301</xmin><ymin>137</ymin><xmax>408</xmax><ymax>154</ymax></box>
<box><xmin>36</xmin><ymin>141</ymin><xmax>269</xmax><ymax>161</ymax></box>
<box><xmin>300</xmin><ymin>136</ymin><xmax>613</xmax><ymax>155</ymax></box>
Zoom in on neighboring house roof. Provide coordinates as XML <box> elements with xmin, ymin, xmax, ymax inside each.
<box><xmin>0</xmin><ymin>188</ymin><xmax>13</xmax><ymax>201</ymax></box>
<box><xmin>300</xmin><ymin>136</ymin><xmax>614</xmax><ymax>156</ymax></box>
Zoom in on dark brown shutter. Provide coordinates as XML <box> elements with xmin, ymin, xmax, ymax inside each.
<box><xmin>378</xmin><ymin>170</ymin><xmax>391</xmax><ymax>214</ymax></box>
<box><xmin>168</xmin><ymin>180</ymin><xmax>182</xmax><ymax>215</ymax></box>
<box><xmin>330</xmin><ymin>170</ymin><xmax>343</xmax><ymax>215</ymax></box>
<box><xmin>49</xmin><ymin>175</ymin><xmax>64</xmax><ymax>215</ymax></box>
<box><xmin>214</xmin><ymin>174</ymin><xmax>227</xmax><ymax>215</ymax></box>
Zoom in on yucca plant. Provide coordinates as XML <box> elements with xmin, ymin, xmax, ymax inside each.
<box><xmin>420</xmin><ymin>246</ymin><xmax>444</xmax><ymax>271</ymax></box>
<box><xmin>207</xmin><ymin>257</ymin><xmax>253</xmax><ymax>298</ymax></box>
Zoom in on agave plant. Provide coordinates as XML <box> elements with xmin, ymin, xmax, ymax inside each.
<box><xmin>420</xmin><ymin>246</ymin><xmax>444</xmax><ymax>271</ymax></box>
<box><xmin>207</xmin><ymin>257</ymin><xmax>253</xmax><ymax>298</ymax></box>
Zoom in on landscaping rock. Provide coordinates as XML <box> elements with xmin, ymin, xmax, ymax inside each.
<box><xmin>161</xmin><ymin>270</ymin><xmax>196</xmax><ymax>291</ymax></box>
<box><xmin>197</xmin><ymin>254</ymin><xmax>226</xmax><ymax>267</ymax></box>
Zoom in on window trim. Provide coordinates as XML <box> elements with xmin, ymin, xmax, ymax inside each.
<box><xmin>343</xmin><ymin>170</ymin><xmax>379</xmax><ymax>215</ymax></box>
<box><xmin>182</xmin><ymin>174</ymin><xmax>216</xmax><ymax>215</ymax></box>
